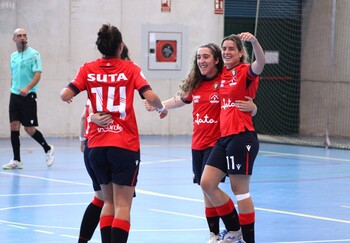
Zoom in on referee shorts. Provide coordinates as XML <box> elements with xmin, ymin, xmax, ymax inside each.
<box><xmin>9</xmin><ymin>92</ymin><xmax>38</xmax><ymax>126</ymax></box>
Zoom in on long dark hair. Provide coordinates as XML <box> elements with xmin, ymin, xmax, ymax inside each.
<box><xmin>180</xmin><ymin>43</ymin><xmax>223</xmax><ymax>94</ymax></box>
<box><xmin>96</xmin><ymin>23</ymin><xmax>123</xmax><ymax>57</ymax></box>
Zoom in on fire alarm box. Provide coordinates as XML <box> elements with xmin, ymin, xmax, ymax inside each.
<box><xmin>214</xmin><ymin>0</ymin><xmax>224</xmax><ymax>14</ymax></box>
<box><xmin>148</xmin><ymin>32</ymin><xmax>182</xmax><ymax>70</ymax></box>
<box><xmin>156</xmin><ymin>40</ymin><xmax>177</xmax><ymax>62</ymax></box>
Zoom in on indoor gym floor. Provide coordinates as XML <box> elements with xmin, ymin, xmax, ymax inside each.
<box><xmin>0</xmin><ymin>135</ymin><xmax>349</xmax><ymax>243</ymax></box>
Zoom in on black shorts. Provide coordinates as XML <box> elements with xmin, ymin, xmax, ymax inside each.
<box><xmin>206</xmin><ymin>131</ymin><xmax>259</xmax><ymax>175</ymax></box>
<box><xmin>83</xmin><ymin>140</ymin><xmax>101</xmax><ymax>191</ymax></box>
<box><xmin>88</xmin><ymin>146</ymin><xmax>140</xmax><ymax>186</ymax></box>
<box><xmin>192</xmin><ymin>147</ymin><xmax>225</xmax><ymax>184</ymax></box>
<box><xmin>9</xmin><ymin>92</ymin><xmax>38</xmax><ymax>126</ymax></box>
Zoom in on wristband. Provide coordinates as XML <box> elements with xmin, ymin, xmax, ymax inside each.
<box><xmin>79</xmin><ymin>136</ymin><xmax>86</xmax><ymax>142</ymax></box>
<box><xmin>156</xmin><ymin>104</ymin><xmax>166</xmax><ymax>113</ymax></box>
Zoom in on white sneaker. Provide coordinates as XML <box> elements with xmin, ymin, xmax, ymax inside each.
<box><xmin>2</xmin><ymin>160</ymin><xmax>23</xmax><ymax>170</ymax></box>
<box><xmin>46</xmin><ymin>145</ymin><xmax>55</xmax><ymax>167</ymax></box>
<box><xmin>207</xmin><ymin>232</ymin><xmax>221</xmax><ymax>242</ymax></box>
<box><xmin>218</xmin><ymin>230</ymin><xmax>245</xmax><ymax>243</ymax></box>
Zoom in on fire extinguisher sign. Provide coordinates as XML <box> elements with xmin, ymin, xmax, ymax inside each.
<box><xmin>161</xmin><ymin>0</ymin><xmax>171</xmax><ymax>12</ymax></box>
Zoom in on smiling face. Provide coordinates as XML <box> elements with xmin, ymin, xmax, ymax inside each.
<box><xmin>221</xmin><ymin>39</ymin><xmax>242</xmax><ymax>69</ymax></box>
<box><xmin>196</xmin><ymin>47</ymin><xmax>219</xmax><ymax>79</ymax></box>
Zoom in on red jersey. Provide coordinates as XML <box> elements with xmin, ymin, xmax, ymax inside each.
<box><xmin>220</xmin><ymin>64</ymin><xmax>259</xmax><ymax>137</ymax></box>
<box><xmin>68</xmin><ymin>58</ymin><xmax>151</xmax><ymax>151</ymax></box>
<box><xmin>182</xmin><ymin>74</ymin><xmax>221</xmax><ymax>150</ymax></box>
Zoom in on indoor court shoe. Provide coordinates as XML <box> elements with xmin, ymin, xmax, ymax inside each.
<box><xmin>207</xmin><ymin>232</ymin><xmax>221</xmax><ymax>242</ymax></box>
<box><xmin>46</xmin><ymin>144</ymin><xmax>55</xmax><ymax>167</ymax></box>
<box><xmin>2</xmin><ymin>160</ymin><xmax>23</xmax><ymax>170</ymax></box>
<box><xmin>218</xmin><ymin>230</ymin><xmax>245</xmax><ymax>243</ymax></box>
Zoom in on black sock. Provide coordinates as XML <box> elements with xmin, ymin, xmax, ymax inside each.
<box><xmin>100</xmin><ymin>226</ymin><xmax>111</xmax><ymax>243</ymax></box>
<box><xmin>31</xmin><ymin>130</ymin><xmax>50</xmax><ymax>152</ymax></box>
<box><xmin>207</xmin><ymin>216</ymin><xmax>220</xmax><ymax>234</ymax></box>
<box><xmin>221</xmin><ymin>210</ymin><xmax>240</xmax><ymax>231</ymax></box>
<box><xmin>78</xmin><ymin>201</ymin><xmax>103</xmax><ymax>242</ymax></box>
<box><xmin>11</xmin><ymin>131</ymin><xmax>21</xmax><ymax>161</ymax></box>
<box><xmin>241</xmin><ymin>222</ymin><xmax>255</xmax><ymax>243</ymax></box>
<box><xmin>206</xmin><ymin>207</ymin><xmax>220</xmax><ymax>235</ymax></box>
<box><xmin>111</xmin><ymin>227</ymin><xmax>129</xmax><ymax>243</ymax></box>
<box><xmin>216</xmin><ymin>199</ymin><xmax>240</xmax><ymax>232</ymax></box>
<box><xmin>100</xmin><ymin>215</ymin><xmax>113</xmax><ymax>243</ymax></box>
<box><xmin>111</xmin><ymin>218</ymin><xmax>130</xmax><ymax>243</ymax></box>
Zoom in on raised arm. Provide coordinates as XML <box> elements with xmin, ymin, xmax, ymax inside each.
<box><xmin>238</xmin><ymin>32</ymin><xmax>266</xmax><ymax>75</ymax></box>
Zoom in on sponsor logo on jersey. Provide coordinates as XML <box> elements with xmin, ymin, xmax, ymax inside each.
<box><xmin>193</xmin><ymin>95</ymin><xmax>201</xmax><ymax>103</ymax></box>
<box><xmin>209</xmin><ymin>93</ymin><xmax>220</xmax><ymax>104</ymax></box>
<box><xmin>194</xmin><ymin>113</ymin><xmax>218</xmax><ymax>125</ymax></box>
<box><xmin>97</xmin><ymin>123</ymin><xmax>123</xmax><ymax>134</ymax></box>
<box><xmin>221</xmin><ymin>98</ymin><xmax>236</xmax><ymax>110</ymax></box>
<box><xmin>87</xmin><ymin>73</ymin><xmax>128</xmax><ymax>82</ymax></box>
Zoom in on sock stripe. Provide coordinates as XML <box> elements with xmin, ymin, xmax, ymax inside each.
<box><xmin>92</xmin><ymin>196</ymin><xmax>104</xmax><ymax>208</ymax></box>
<box><xmin>205</xmin><ymin>207</ymin><xmax>218</xmax><ymax>217</ymax></box>
<box><xmin>216</xmin><ymin>198</ymin><xmax>235</xmax><ymax>216</ymax></box>
<box><xmin>112</xmin><ymin>218</ymin><xmax>131</xmax><ymax>232</ymax></box>
<box><xmin>239</xmin><ymin>212</ymin><xmax>255</xmax><ymax>225</ymax></box>
<box><xmin>100</xmin><ymin>215</ymin><xmax>114</xmax><ymax>229</ymax></box>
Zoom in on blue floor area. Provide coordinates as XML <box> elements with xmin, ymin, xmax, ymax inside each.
<box><xmin>0</xmin><ymin>136</ymin><xmax>350</xmax><ymax>242</ymax></box>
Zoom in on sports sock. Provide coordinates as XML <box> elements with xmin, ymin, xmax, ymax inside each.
<box><xmin>111</xmin><ymin>218</ymin><xmax>130</xmax><ymax>243</ymax></box>
<box><xmin>11</xmin><ymin>131</ymin><xmax>21</xmax><ymax>161</ymax></box>
<box><xmin>31</xmin><ymin>129</ymin><xmax>51</xmax><ymax>152</ymax></box>
<box><xmin>205</xmin><ymin>206</ymin><xmax>220</xmax><ymax>235</ymax></box>
<box><xmin>216</xmin><ymin>198</ymin><xmax>240</xmax><ymax>232</ymax></box>
<box><xmin>78</xmin><ymin>197</ymin><xmax>104</xmax><ymax>243</ymax></box>
<box><xmin>100</xmin><ymin>215</ymin><xmax>113</xmax><ymax>243</ymax></box>
<box><xmin>239</xmin><ymin>212</ymin><xmax>255</xmax><ymax>243</ymax></box>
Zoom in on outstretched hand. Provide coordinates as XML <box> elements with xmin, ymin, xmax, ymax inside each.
<box><xmin>237</xmin><ymin>32</ymin><xmax>257</xmax><ymax>43</ymax></box>
<box><xmin>144</xmin><ymin>100</ymin><xmax>156</xmax><ymax>112</ymax></box>
<box><xmin>159</xmin><ymin>108</ymin><xmax>168</xmax><ymax>119</ymax></box>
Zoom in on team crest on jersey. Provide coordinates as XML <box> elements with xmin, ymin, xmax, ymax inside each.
<box><xmin>213</xmin><ymin>82</ymin><xmax>219</xmax><ymax>90</ymax></box>
<box><xmin>229</xmin><ymin>70</ymin><xmax>237</xmax><ymax>86</ymax></box>
<box><xmin>209</xmin><ymin>93</ymin><xmax>220</xmax><ymax>104</ymax></box>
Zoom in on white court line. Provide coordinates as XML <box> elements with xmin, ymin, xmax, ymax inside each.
<box><xmin>254</xmin><ymin>207</ymin><xmax>350</xmax><ymax>224</ymax></box>
<box><xmin>0</xmin><ymin>192</ymin><xmax>93</xmax><ymax>197</ymax></box>
<box><xmin>259</xmin><ymin>150</ymin><xmax>350</xmax><ymax>163</ymax></box>
<box><xmin>273</xmin><ymin>240</ymin><xmax>350</xmax><ymax>243</ymax></box>
<box><xmin>0</xmin><ymin>202</ymin><xmax>87</xmax><ymax>212</ymax></box>
<box><xmin>1</xmin><ymin>171</ymin><xmax>349</xmax><ymax>225</ymax></box>
<box><xmin>0</xmin><ymin>172</ymin><xmax>90</xmax><ymax>186</ymax></box>
<box><xmin>150</xmin><ymin>209</ymin><xmax>205</xmax><ymax>219</ymax></box>
<box><xmin>34</xmin><ymin>229</ymin><xmax>55</xmax><ymax>234</ymax></box>
<box><xmin>141</xmin><ymin>158</ymin><xmax>190</xmax><ymax>165</ymax></box>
